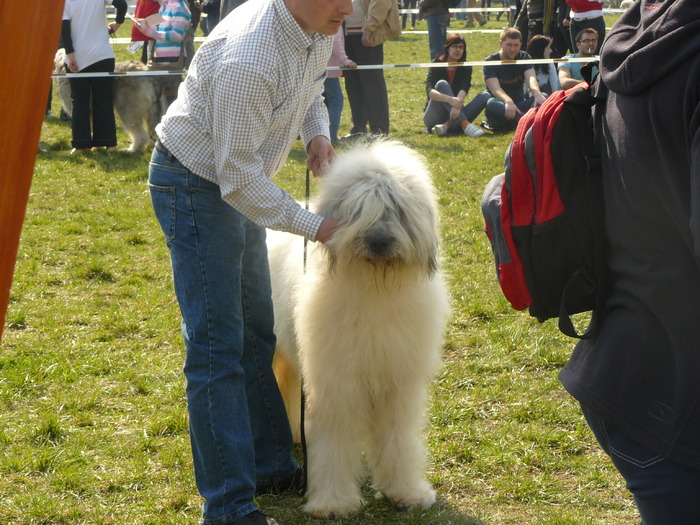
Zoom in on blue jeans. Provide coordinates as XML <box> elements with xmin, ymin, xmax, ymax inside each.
<box><xmin>148</xmin><ymin>149</ymin><xmax>297</xmax><ymax>524</ymax></box>
<box><xmin>323</xmin><ymin>77</ymin><xmax>344</xmax><ymax>143</ymax></box>
<box><xmin>423</xmin><ymin>79</ymin><xmax>490</xmax><ymax>131</ymax></box>
<box><xmin>484</xmin><ymin>94</ymin><xmax>533</xmax><ymax>132</ymax></box>
<box><xmin>581</xmin><ymin>404</ymin><xmax>700</xmax><ymax>524</ymax></box>
<box><xmin>426</xmin><ymin>13</ymin><xmax>450</xmax><ymax>60</ymax></box>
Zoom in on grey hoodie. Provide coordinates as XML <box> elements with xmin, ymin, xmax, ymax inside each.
<box><xmin>560</xmin><ymin>0</ymin><xmax>700</xmax><ymax>471</ymax></box>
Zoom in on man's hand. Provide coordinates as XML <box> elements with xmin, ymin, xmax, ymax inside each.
<box><xmin>448</xmin><ymin>96</ymin><xmax>463</xmax><ymax>120</ymax></box>
<box><xmin>504</xmin><ymin>100</ymin><xmax>519</xmax><ymax>120</ymax></box>
<box><xmin>66</xmin><ymin>52</ymin><xmax>79</xmax><ymax>72</ymax></box>
<box><xmin>533</xmin><ymin>91</ymin><xmax>546</xmax><ymax>107</ymax></box>
<box><xmin>315</xmin><ymin>218</ymin><xmax>340</xmax><ymax>244</ymax></box>
<box><xmin>307</xmin><ymin>135</ymin><xmax>335</xmax><ymax>178</ymax></box>
<box><xmin>108</xmin><ymin>22</ymin><xmax>121</xmax><ymax>34</ymax></box>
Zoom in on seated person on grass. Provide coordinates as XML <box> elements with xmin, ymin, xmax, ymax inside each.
<box><xmin>481</xmin><ymin>27</ymin><xmax>546</xmax><ymax>133</ymax></box>
<box><xmin>558</xmin><ymin>27</ymin><xmax>599</xmax><ymax>89</ymax></box>
<box><xmin>423</xmin><ymin>33</ymin><xmax>489</xmax><ymax>138</ymax></box>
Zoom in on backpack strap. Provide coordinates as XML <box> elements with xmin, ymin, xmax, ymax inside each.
<box><xmin>557</xmin><ymin>79</ymin><xmax>608</xmax><ymax>339</ymax></box>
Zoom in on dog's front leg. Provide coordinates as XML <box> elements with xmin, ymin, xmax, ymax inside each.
<box><xmin>368</xmin><ymin>382</ymin><xmax>436</xmax><ymax>510</ymax></box>
<box><xmin>302</xmin><ymin>392</ymin><xmax>367</xmax><ymax>518</ymax></box>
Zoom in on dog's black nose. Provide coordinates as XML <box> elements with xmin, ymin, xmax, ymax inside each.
<box><xmin>367</xmin><ymin>234</ymin><xmax>392</xmax><ymax>256</ymax></box>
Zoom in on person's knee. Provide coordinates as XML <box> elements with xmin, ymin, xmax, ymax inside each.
<box><xmin>485</xmin><ymin>97</ymin><xmax>504</xmax><ymax>116</ymax></box>
<box><xmin>435</xmin><ymin>79</ymin><xmax>452</xmax><ymax>94</ymax></box>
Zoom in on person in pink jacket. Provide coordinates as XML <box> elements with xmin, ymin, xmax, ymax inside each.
<box><xmin>565</xmin><ymin>0</ymin><xmax>604</xmax><ymax>53</ymax></box>
<box><xmin>324</xmin><ymin>25</ymin><xmax>356</xmax><ymax>143</ymax></box>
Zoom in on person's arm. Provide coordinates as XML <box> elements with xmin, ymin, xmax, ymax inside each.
<box><xmin>306</xmin><ymin>135</ymin><xmax>335</xmax><ymax>178</ymax></box>
<box><xmin>207</xmin><ymin>62</ymin><xmax>325</xmax><ymax>241</ymax></box>
<box><xmin>455</xmin><ymin>66</ymin><xmax>472</xmax><ymax>100</ymax></box>
<box><xmin>363</xmin><ymin>0</ymin><xmax>393</xmax><ymax>42</ymax></box>
<box><xmin>428</xmin><ymin>87</ymin><xmax>464</xmax><ymax>120</ymax></box>
<box><xmin>524</xmin><ymin>68</ymin><xmax>546</xmax><ymax>106</ymax></box>
<box><xmin>548</xmin><ymin>63</ymin><xmax>560</xmax><ymax>92</ymax></box>
<box><xmin>558</xmin><ymin>64</ymin><xmax>580</xmax><ymax>89</ymax></box>
<box><xmin>60</xmin><ymin>18</ymin><xmax>79</xmax><ymax>72</ymax></box>
<box><xmin>109</xmin><ymin>0</ymin><xmax>127</xmax><ymax>33</ymax></box>
<box><xmin>140</xmin><ymin>5</ymin><xmax>191</xmax><ymax>42</ymax></box>
<box><xmin>485</xmin><ymin>77</ymin><xmax>520</xmax><ymax>119</ymax></box>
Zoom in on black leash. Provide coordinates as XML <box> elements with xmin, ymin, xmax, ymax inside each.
<box><xmin>299</xmin><ymin>167</ymin><xmax>310</xmax><ymax>495</ymax></box>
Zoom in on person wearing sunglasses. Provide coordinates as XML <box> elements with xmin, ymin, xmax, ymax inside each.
<box><xmin>558</xmin><ymin>27</ymin><xmax>598</xmax><ymax>89</ymax></box>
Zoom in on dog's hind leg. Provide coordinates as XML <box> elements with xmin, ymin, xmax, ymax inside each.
<box><xmin>145</xmin><ymin>80</ymin><xmax>166</xmax><ymax>149</ymax></box>
<box><xmin>122</xmin><ymin>119</ymin><xmax>150</xmax><ymax>152</ymax></box>
<box><xmin>272</xmin><ymin>352</ymin><xmax>301</xmax><ymax>443</ymax></box>
<box><xmin>368</xmin><ymin>383</ymin><xmax>436</xmax><ymax>510</ymax></box>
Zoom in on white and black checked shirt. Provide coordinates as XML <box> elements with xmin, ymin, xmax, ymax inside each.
<box><xmin>156</xmin><ymin>0</ymin><xmax>333</xmax><ymax>240</ymax></box>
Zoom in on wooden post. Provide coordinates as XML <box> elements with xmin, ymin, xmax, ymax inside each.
<box><xmin>0</xmin><ymin>3</ymin><xmax>65</xmax><ymax>343</ymax></box>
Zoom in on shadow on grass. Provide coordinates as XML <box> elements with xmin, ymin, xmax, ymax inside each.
<box><xmin>257</xmin><ymin>483</ymin><xmax>485</xmax><ymax>525</ymax></box>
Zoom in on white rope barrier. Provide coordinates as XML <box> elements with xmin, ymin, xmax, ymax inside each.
<box><xmin>51</xmin><ymin>56</ymin><xmax>597</xmax><ymax>79</ymax></box>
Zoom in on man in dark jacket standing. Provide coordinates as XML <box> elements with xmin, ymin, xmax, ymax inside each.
<box><xmin>559</xmin><ymin>1</ymin><xmax>700</xmax><ymax>521</ymax></box>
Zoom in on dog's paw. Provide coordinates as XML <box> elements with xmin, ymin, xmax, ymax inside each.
<box><xmin>303</xmin><ymin>495</ymin><xmax>364</xmax><ymax>519</ymax></box>
<box><xmin>384</xmin><ymin>484</ymin><xmax>436</xmax><ymax>510</ymax></box>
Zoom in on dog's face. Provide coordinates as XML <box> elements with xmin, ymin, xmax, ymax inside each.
<box><xmin>314</xmin><ymin>140</ymin><xmax>440</xmax><ymax>277</ymax></box>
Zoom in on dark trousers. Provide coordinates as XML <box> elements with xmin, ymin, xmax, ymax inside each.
<box><xmin>343</xmin><ymin>34</ymin><xmax>390</xmax><ymax>135</ymax></box>
<box><xmin>484</xmin><ymin>94</ymin><xmax>533</xmax><ymax>132</ymax></box>
<box><xmin>581</xmin><ymin>404</ymin><xmax>700</xmax><ymax>524</ymax></box>
<box><xmin>68</xmin><ymin>58</ymin><xmax>117</xmax><ymax>149</ymax></box>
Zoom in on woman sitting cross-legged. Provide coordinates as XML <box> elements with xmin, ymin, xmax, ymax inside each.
<box><xmin>423</xmin><ymin>33</ymin><xmax>489</xmax><ymax>138</ymax></box>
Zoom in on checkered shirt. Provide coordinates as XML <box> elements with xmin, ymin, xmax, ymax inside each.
<box><xmin>156</xmin><ymin>0</ymin><xmax>333</xmax><ymax>240</ymax></box>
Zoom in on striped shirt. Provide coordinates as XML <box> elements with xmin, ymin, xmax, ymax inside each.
<box><xmin>142</xmin><ymin>0</ymin><xmax>191</xmax><ymax>60</ymax></box>
<box><xmin>156</xmin><ymin>0</ymin><xmax>333</xmax><ymax>240</ymax></box>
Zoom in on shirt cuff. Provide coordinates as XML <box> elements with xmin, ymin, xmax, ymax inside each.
<box><xmin>289</xmin><ymin>206</ymin><xmax>325</xmax><ymax>241</ymax></box>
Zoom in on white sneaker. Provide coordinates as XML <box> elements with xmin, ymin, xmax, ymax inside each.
<box><xmin>464</xmin><ymin>122</ymin><xmax>485</xmax><ymax>137</ymax></box>
<box><xmin>433</xmin><ymin>124</ymin><xmax>448</xmax><ymax>137</ymax></box>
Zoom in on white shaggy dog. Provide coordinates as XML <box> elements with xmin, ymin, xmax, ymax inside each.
<box><xmin>268</xmin><ymin>139</ymin><xmax>451</xmax><ymax>518</ymax></box>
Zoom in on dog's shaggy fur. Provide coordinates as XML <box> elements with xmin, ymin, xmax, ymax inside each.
<box><xmin>54</xmin><ymin>50</ymin><xmax>167</xmax><ymax>152</ymax></box>
<box><xmin>268</xmin><ymin>139</ymin><xmax>451</xmax><ymax>518</ymax></box>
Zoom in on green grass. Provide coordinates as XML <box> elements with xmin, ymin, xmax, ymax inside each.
<box><xmin>1</xmin><ymin>14</ymin><xmax>637</xmax><ymax>525</ymax></box>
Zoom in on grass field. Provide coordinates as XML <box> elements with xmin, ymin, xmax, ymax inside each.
<box><xmin>0</xmin><ymin>12</ymin><xmax>639</xmax><ymax>525</ymax></box>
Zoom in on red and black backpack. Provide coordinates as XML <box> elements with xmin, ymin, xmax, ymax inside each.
<box><xmin>481</xmin><ymin>73</ymin><xmax>608</xmax><ymax>338</ymax></box>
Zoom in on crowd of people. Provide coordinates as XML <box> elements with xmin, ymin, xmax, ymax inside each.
<box><xmin>54</xmin><ymin>0</ymin><xmax>606</xmax><ymax>151</ymax></box>
<box><xmin>423</xmin><ymin>25</ymin><xmax>598</xmax><ymax>137</ymax></box>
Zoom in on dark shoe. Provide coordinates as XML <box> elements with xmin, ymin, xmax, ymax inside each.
<box><xmin>255</xmin><ymin>467</ymin><xmax>304</xmax><ymax>496</ymax></box>
<box><xmin>338</xmin><ymin>133</ymin><xmax>364</xmax><ymax>147</ymax></box>
<box><xmin>480</xmin><ymin>120</ymin><xmax>495</xmax><ymax>132</ymax></box>
<box><xmin>232</xmin><ymin>510</ymin><xmax>287</xmax><ymax>525</ymax></box>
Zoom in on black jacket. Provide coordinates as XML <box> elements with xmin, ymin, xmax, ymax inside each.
<box><xmin>417</xmin><ymin>0</ymin><xmax>448</xmax><ymax>19</ymax></box>
<box><xmin>425</xmin><ymin>59</ymin><xmax>473</xmax><ymax>98</ymax></box>
<box><xmin>560</xmin><ymin>0</ymin><xmax>700</xmax><ymax>471</ymax></box>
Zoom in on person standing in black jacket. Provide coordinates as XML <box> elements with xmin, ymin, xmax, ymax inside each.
<box><xmin>423</xmin><ymin>33</ymin><xmax>487</xmax><ymax>137</ymax></box>
<box><xmin>559</xmin><ymin>1</ymin><xmax>700</xmax><ymax>521</ymax></box>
